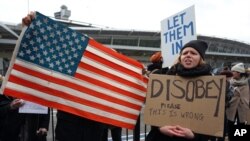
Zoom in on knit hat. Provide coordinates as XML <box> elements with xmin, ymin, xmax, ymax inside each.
<box><xmin>181</xmin><ymin>40</ymin><xmax>208</xmax><ymax>60</ymax></box>
<box><xmin>231</xmin><ymin>63</ymin><xmax>245</xmax><ymax>73</ymax></box>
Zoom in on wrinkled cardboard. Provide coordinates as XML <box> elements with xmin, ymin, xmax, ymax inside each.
<box><xmin>144</xmin><ymin>74</ymin><xmax>226</xmax><ymax>137</ymax></box>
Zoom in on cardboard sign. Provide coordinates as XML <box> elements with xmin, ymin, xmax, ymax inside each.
<box><xmin>161</xmin><ymin>5</ymin><xmax>197</xmax><ymax>68</ymax></box>
<box><xmin>144</xmin><ymin>74</ymin><xmax>226</xmax><ymax>137</ymax></box>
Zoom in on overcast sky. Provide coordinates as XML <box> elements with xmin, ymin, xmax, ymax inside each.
<box><xmin>1</xmin><ymin>0</ymin><xmax>249</xmax><ymax>44</ymax></box>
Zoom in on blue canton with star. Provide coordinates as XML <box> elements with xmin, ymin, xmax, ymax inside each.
<box><xmin>17</xmin><ymin>12</ymin><xmax>89</xmax><ymax>76</ymax></box>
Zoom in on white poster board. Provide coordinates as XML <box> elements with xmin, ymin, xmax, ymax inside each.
<box><xmin>19</xmin><ymin>100</ymin><xmax>48</xmax><ymax>114</ymax></box>
<box><xmin>161</xmin><ymin>5</ymin><xmax>197</xmax><ymax>68</ymax></box>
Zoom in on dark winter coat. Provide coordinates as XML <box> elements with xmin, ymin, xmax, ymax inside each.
<box><xmin>24</xmin><ymin>110</ymin><xmax>50</xmax><ymax>141</ymax></box>
<box><xmin>55</xmin><ymin>110</ymin><xmax>107</xmax><ymax>141</ymax></box>
<box><xmin>0</xmin><ymin>95</ymin><xmax>25</xmax><ymax>141</ymax></box>
<box><xmin>0</xmin><ymin>95</ymin><xmax>50</xmax><ymax>141</ymax></box>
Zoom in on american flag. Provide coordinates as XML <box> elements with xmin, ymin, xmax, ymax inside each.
<box><xmin>1</xmin><ymin>12</ymin><xmax>148</xmax><ymax>129</ymax></box>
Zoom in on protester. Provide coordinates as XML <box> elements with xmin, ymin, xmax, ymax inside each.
<box><xmin>147</xmin><ymin>51</ymin><xmax>162</xmax><ymax>72</ymax></box>
<box><xmin>55</xmin><ymin>110</ymin><xmax>107</xmax><ymax>141</ymax></box>
<box><xmin>214</xmin><ymin>67</ymin><xmax>234</xmax><ymax>141</ymax></box>
<box><xmin>0</xmin><ymin>91</ymin><xmax>49</xmax><ymax>141</ymax></box>
<box><xmin>220</xmin><ymin>67</ymin><xmax>234</xmax><ymax>108</ymax></box>
<box><xmin>146</xmin><ymin>40</ymin><xmax>214</xmax><ymax>141</ymax></box>
<box><xmin>226</xmin><ymin>63</ymin><xmax>249</xmax><ymax>141</ymax></box>
<box><xmin>23</xmin><ymin>109</ymin><xmax>50</xmax><ymax>141</ymax></box>
<box><xmin>0</xmin><ymin>74</ymin><xmax>23</xmax><ymax>141</ymax></box>
<box><xmin>0</xmin><ymin>75</ymin><xmax>50</xmax><ymax>141</ymax></box>
<box><xmin>0</xmin><ymin>95</ymin><xmax>25</xmax><ymax>141</ymax></box>
<box><xmin>146</xmin><ymin>51</ymin><xmax>168</xmax><ymax>75</ymax></box>
<box><xmin>0</xmin><ymin>95</ymin><xmax>50</xmax><ymax>141</ymax></box>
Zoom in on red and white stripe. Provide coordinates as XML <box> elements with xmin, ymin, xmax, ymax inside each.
<box><xmin>3</xmin><ymin>38</ymin><xmax>148</xmax><ymax>129</ymax></box>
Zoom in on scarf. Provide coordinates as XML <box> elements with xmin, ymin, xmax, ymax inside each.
<box><xmin>230</xmin><ymin>77</ymin><xmax>249</xmax><ymax>87</ymax></box>
<box><xmin>167</xmin><ymin>63</ymin><xmax>212</xmax><ymax>77</ymax></box>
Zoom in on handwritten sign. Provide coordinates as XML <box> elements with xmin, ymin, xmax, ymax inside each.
<box><xmin>144</xmin><ymin>74</ymin><xmax>226</xmax><ymax>137</ymax></box>
<box><xmin>161</xmin><ymin>5</ymin><xmax>197</xmax><ymax>67</ymax></box>
<box><xmin>19</xmin><ymin>100</ymin><xmax>48</xmax><ymax>114</ymax></box>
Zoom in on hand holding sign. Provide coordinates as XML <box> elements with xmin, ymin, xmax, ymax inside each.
<box><xmin>160</xmin><ymin>125</ymin><xmax>194</xmax><ymax>139</ymax></box>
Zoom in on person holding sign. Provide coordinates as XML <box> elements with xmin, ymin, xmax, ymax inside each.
<box><xmin>146</xmin><ymin>40</ymin><xmax>213</xmax><ymax>141</ymax></box>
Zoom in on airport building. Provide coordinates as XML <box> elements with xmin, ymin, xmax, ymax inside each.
<box><xmin>1</xmin><ymin>6</ymin><xmax>250</xmax><ymax>141</ymax></box>
<box><xmin>1</xmin><ymin>6</ymin><xmax>250</xmax><ymax>75</ymax></box>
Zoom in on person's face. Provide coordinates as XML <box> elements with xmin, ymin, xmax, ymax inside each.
<box><xmin>180</xmin><ymin>47</ymin><xmax>201</xmax><ymax>69</ymax></box>
<box><xmin>232</xmin><ymin>71</ymin><xmax>240</xmax><ymax>79</ymax></box>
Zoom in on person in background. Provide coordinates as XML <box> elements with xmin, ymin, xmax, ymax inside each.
<box><xmin>0</xmin><ymin>75</ymin><xmax>50</xmax><ymax>141</ymax></box>
<box><xmin>0</xmin><ymin>95</ymin><xmax>25</xmax><ymax>141</ymax></box>
<box><xmin>220</xmin><ymin>67</ymin><xmax>234</xmax><ymax>109</ymax></box>
<box><xmin>226</xmin><ymin>63</ymin><xmax>249</xmax><ymax>141</ymax></box>
<box><xmin>0</xmin><ymin>96</ymin><xmax>50</xmax><ymax>141</ymax></box>
<box><xmin>146</xmin><ymin>51</ymin><xmax>168</xmax><ymax>75</ymax></box>
<box><xmin>146</xmin><ymin>40</ymin><xmax>214</xmax><ymax>141</ymax></box>
<box><xmin>212</xmin><ymin>67</ymin><xmax>233</xmax><ymax>141</ymax></box>
<box><xmin>147</xmin><ymin>51</ymin><xmax>163</xmax><ymax>72</ymax></box>
<box><xmin>23</xmin><ymin>109</ymin><xmax>50</xmax><ymax>141</ymax></box>
<box><xmin>55</xmin><ymin>110</ymin><xmax>106</xmax><ymax>141</ymax></box>
<box><xmin>22</xmin><ymin>12</ymin><xmax>107</xmax><ymax>141</ymax></box>
<box><xmin>0</xmin><ymin>74</ymin><xmax>24</xmax><ymax>141</ymax></box>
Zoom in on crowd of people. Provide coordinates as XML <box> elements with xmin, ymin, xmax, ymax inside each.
<box><xmin>0</xmin><ymin>12</ymin><xmax>250</xmax><ymax>141</ymax></box>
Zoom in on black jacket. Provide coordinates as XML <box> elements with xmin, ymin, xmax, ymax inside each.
<box><xmin>0</xmin><ymin>95</ymin><xmax>25</xmax><ymax>141</ymax></box>
<box><xmin>55</xmin><ymin>110</ymin><xmax>106</xmax><ymax>141</ymax></box>
<box><xmin>0</xmin><ymin>95</ymin><xmax>50</xmax><ymax>141</ymax></box>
